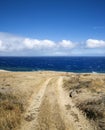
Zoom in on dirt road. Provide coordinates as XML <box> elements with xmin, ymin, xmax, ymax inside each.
<box><xmin>19</xmin><ymin>76</ymin><xmax>94</xmax><ymax>130</ymax></box>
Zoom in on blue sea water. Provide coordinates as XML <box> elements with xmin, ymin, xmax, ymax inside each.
<box><xmin>0</xmin><ymin>57</ymin><xmax>105</xmax><ymax>73</ymax></box>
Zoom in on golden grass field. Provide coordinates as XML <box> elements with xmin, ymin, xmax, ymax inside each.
<box><xmin>0</xmin><ymin>71</ymin><xmax>105</xmax><ymax>130</ymax></box>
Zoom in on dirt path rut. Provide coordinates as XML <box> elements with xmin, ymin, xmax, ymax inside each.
<box><xmin>19</xmin><ymin>78</ymin><xmax>51</xmax><ymax>130</ymax></box>
<box><xmin>56</xmin><ymin>77</ymin><xmax>94</xmax><ymax>130</ymax></box>
<box><xmin>19</xmin><ymin>76</ymin><xmax>94</xmax><ymax>130</ymax></box>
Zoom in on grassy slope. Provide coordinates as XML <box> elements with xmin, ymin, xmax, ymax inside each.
<box><xmin>0</xmin><ymin>72</ymin><xmax>46</xmax><ymax>130</ymax></box>
<box><xmin>63</xmin><ymin>73</ymin><xmax>105</xmax><ymax>130</ymax></box>
<box><xmin>0</xmin><ymin>71</ymin><xmax>105</xmax><ymax>130</ymax></box>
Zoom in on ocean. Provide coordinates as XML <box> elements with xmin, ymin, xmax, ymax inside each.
<box><xmin>0</xmin><ymin>56</ymin><xmax>105</xmax><ymax>73</ymax></box>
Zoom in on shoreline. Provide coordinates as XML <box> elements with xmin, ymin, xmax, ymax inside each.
<box><xmin>0</xmin><ymin>69</ymin><xmax>105</xmax><ymax>74</ymax></box>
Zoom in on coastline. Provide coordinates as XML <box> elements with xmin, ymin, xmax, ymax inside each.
<box><xmin>0</xmin><ymin>69</ymin><xmax>105</xmax><ymax>75</ymax></box>
<box><xmin>0</xmin><ymin>69</ymin><xmax>10</xmax><ymax>72</ymax></box>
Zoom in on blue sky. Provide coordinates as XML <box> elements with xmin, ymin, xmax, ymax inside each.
<box><xmin>0</xmin><ymin>0</ymin><xmax>105</xmax><ymax>56</ymax></box>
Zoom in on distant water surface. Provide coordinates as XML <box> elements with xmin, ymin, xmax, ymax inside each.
<box><xmin>0</xmin><ymin>57</ymin><xmax>105</xmax><ymax>73</ymax></box>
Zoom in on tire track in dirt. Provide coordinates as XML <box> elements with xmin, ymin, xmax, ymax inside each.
<box><xmin>56</xmin><ymin>77</ymin><xmax>94</xmax><ymax>130</ymax></box>
<box><xmin>19</xmin><ymin>78</ymin><xmax>51</xmax><ymax>130</ymax></box>
<box><xmin>32</xmin><ymin>78</ymin><xmax>65</xmax><ymax>130</ymax></box>
<box><xmin>19</xmin><ymin>76</ymin><xmax>95</xmax><ymax>130</ymax></box>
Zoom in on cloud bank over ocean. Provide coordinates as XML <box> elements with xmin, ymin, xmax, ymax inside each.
<box><xmin>86</xmin><ymin>39</ymin><xmax>105</xmax><ymax>48</ymax></box>
<box><xmin>0</xmin><ymin>32</ymin><xmax>105</xmax><ymax>56</ymax></box>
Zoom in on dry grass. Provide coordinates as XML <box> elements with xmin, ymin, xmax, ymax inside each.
<box><xmin>0</xmin><ymin>71</ymin><xmax>47</xmax><ymax>130</ymax></box>
<box><xmin>0</xmin><ymin>92</ymin><xmax>24</xmax><ymax>130</ymax></box>
<box><xmin>1</xmin><ymin>71</ymin><xmax>105</xmax><ymax>130</ymax></box>
<box><xmin>76</xmin><ymin>96</ymin><xmax>105</xmax><ymax>130</ymax></box>
<box><xmin>63</xmin><ymin>73</ymin><xmax>105</xmax><ymax>130</ymax></box>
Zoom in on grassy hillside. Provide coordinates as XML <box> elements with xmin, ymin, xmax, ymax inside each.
<box><xmin>0</xmin><ymin>71</ymin><xmax>105</xmax><ymax>130</ymax></box>
<box><xmin>63</xmin><ymin>73</ymin><xmax>105</xmax><ymax>130</ymax></box>
<box><xmin>0</xmin><ymin>72</ymin><xmax>46</xmax><ymax>130</ymax></box>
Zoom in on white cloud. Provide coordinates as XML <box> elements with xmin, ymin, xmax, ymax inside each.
<box><xmin>23</xmin><ymin>39</ymin><xmax>56</xmax><ymax>49</ymax></box>
<box><xmin>23</xmin><ymin>38</ymin><xmax>40</xmax><ymax>49</ymax></box>
<box><xmin>0</xmin><ymin>40</ymin><xmax>6</xmax><ymax>51</ymax></box>
<box><xmin>59</xmin><ymin>40</ymin><xmax>75</xmax><ymax>48</ymax></box>
<box><xmin>86</xmin><ymin>39</ymin><xmax>105</xmax><ymax>48</ymax></box>
<box><xmin>0</xmin><ymin>32</ymin><xmax>76</xmax><ymax>56</ymax></box>
<box><xmin>0</xmin><ymin>32</ymin><xmax>105</xmax><ymax>56</ymax></box>
<box><xmin>0</xmin><ymin>32</ymin><xmax>25</xmax><ymax>52</ymax></box>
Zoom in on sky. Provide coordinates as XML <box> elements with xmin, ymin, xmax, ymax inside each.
<box><xmin>0</xmin><ymin>0</ymin><xmax>105</xmax><ymax>56</ymax></box>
